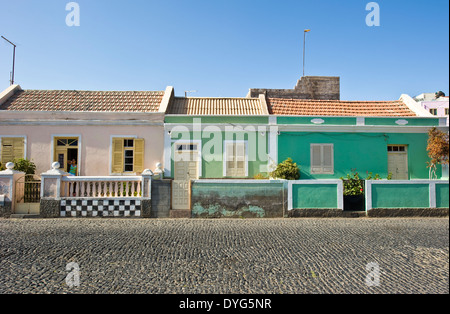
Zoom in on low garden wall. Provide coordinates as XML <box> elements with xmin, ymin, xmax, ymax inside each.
<box><xmin>191</xmin><ymin>180</ymin><xmax>287</xmax><ymax>218</ymax></box>
<box><xmin>366</xmin><ymin>180</ymin><xmax>449</xmax><ymax>217</ymax></box>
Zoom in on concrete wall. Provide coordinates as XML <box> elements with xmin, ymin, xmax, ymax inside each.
<box><xmin>248</xmin><ymin>76</ymin><xmax>340</xmax><ymax>100</ymax></box>
<box><xmin>151</xmin><ymin>179</ymin><xmax>171</xmax><ymax>218</ymax></box>
<box><xmin>191</xmin><ymin>180</ymin><xmax>287</xmax><ymax>218</ymax></box>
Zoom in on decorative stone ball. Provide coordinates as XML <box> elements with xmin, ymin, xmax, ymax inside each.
<box><xmin>6</xmin><ymin>162</ymin><xmax>14</xmax><ymax>170</ymax></box>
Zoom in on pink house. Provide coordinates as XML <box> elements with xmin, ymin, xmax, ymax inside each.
<box><xmin>0</xmin><ymin>84</ymin><xmax>174</xmax><ymax>176</ymax></box>
<box><xmin>414</xmin><ymin>93</ymin><xmax>449</xmax><ymax>126</ymax></box>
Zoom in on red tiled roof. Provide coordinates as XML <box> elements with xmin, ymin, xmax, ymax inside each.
<box><xmin>267</xmin><ymin>98</ymin><xmax>417</xmax><ymax>117</ymax></box>
<box><xmin>167</xmin><ymin>97</ymin><xmax>266</xmax><ymax>115</ymax></box>
<box><xmin>0</xmin><ymin>89</ymin><xmax>165</xmax><ymax>112</ymax></box>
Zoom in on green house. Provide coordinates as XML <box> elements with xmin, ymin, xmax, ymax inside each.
<box><xmin>268</xmin><ymin>97</ymin><xmax>449</xmax><ymax>181</ymax></box>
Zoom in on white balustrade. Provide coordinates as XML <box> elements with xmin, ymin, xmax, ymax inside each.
<box><xmin>60</xmin><ymin>176</ymin><xmax>143</xmax><ymax>199</ymax></box>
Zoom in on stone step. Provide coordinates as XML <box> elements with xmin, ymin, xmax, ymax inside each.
<box><xmin>10</xmin><ymin>214</ymin><xmax>40</xmax><ymax>219</ymax></box>
<box><xmin>169</xmin><ymin>210</ymin><xmax>191</xmax><ymax>219</ymax></box>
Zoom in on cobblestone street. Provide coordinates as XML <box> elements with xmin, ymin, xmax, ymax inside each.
<box><xmin>0</xmin><ymin>218</ymin><xmax>448</xmax><ymax>294</ymax></box>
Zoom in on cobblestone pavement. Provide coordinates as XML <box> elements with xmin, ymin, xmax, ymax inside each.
<box><xmin>0</xmin><ymin>218</ymin><xmax>448</xmax><ymax>294</ymax></box>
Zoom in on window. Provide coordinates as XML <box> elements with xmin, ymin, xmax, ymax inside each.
<box><xmin>445</xmin><ymin>108</ymin><xmax>449</xmax><ymax>116</ymax></box>
<box><xmin>310</xmin><ymin>144</ymin><xmax>334</xmax><ymax>174</ymax></box>
<box><xmin>430</xmin><ymin>109</ymin><xmax>438</xmax><ymax>115</ymax></box>
<box><xmin>111</xmin><ymin>138</ymin><xmax>145</xmax><ymax>174</ymax></box>
<box><xmin>176</xmin><ymin>144</ymin><xmax>198</xmax><ymax>152</ymax></box>
<box><xmin>224</xmin><ymin>141</ymin><xmax>247</xmax><ymax>177</ymax></box>
<box><xmin>1</xmin><ymin>137</ymin><xmax>25</xmax><ymax>165</ymax></box>
<box><xmin>388</xmin><ymin>145</ymin><xmax>406</xmax><ymax>152</ymax></box>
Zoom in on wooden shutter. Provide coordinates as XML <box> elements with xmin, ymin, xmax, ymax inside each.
<box><xmin>133</xmin><ymin>139</ymin><xmax>145</xmax><ymax>173</ymax></box>
<box><xmin>225</xmin><ymin>142</ymin><xmax>246</xmax><ymax>177</ymax></box>
<box><xmin>311</xmin><ymin>144</ymin><xmax>334</xmax><ymax>174</ymax></box>
<box><xmin>111</xmin><ymin>138</ymin><xmax>124</xmax><ymax>174</ymax></box>
<box><xmin>1</xmin><ymin>138</ymin><xmax>24</xmax><ymax>164</ymax></box>
<box><xmin>322</xmin><ymin>144</ymin><xmax>334</xmax><ymax>174</ymax></box>
<box><xmin>235</xmin><ymin>142</ymin><xmax>246</xmax><ymax>177</ymax></box>
<box><xmin>225</xmin><ymin>142</ymin><xmax>235</xmax><ymax>177</ymax></box>
<box><xmin>311</xmin><ymin>145</ymin><xmax>322</xmax><ymax>173</ymax></box>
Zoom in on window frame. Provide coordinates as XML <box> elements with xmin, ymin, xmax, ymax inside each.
<box><xmin>310</xmin><ymin>143</ymin><xmax>334</xmax><ymax>175</ymax></box>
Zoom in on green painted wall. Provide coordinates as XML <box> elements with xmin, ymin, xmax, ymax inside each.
<box><xmin>372</xmin><ymin>184</ymin><xmax>430</xmax><ymax>208</ymax></box>
<box><xmin>365</xmin><ymin>117</ymin><xmax>440</xmax><ymax>126</ymax></box>
<box><xmin>292</xmin><ymin>184</ymin><xmax>338</xmax><ymax>209</ymax></box>
<box><xmin>170</xmin><ymin>130</ymin><xmax>268</xmax><ymax>179</ymax></box>
<box><xmin>277</xmin><ymin>117</ymin><xmax>357</xmax><ymax>125</ymax></box>
<box><xmin>436</xmin><ymin>184</ymin><xmax>449</xmax><ymax>208</ymax></box>
<box><xmin>278</xmin><ymin>132</ymin><xmax>433</xmax><ymax>180</ymax></box>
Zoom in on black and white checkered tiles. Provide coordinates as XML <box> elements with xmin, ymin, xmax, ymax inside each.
<box><xmin>61</xmin><ymin>199</ymin><xmax>141</xmax><ymax>217</ymax></box>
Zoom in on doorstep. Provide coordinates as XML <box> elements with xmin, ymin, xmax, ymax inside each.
<box><xmin>10</xmin><ymin>214</ymin><xmax>41</xmax><ymax>219</ymax></box>
<box><xmin>170</xmin><ymin>210</ymin><xmax>192</xmax><ymax>218</ymax></box>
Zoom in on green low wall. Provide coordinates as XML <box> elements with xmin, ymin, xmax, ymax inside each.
<box><xmin>292</xmin><ymin>184</ymin><xmax>338</xmax><ymax>209</ymax></box>
<box><xmin>436</xmin><ymin>184</ymin><xmax>450</xmax><ymax>208</ymax></box>
<box><xmin>371</xmin><ymin>184</ymin><xmax>430</xmax><ymax>208</ymax></box>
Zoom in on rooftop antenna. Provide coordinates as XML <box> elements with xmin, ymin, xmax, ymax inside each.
<box><xmin>303</xmin><ymin>29</ymin><xmax>311</xmax><ymax>77</ymax></box>
<box><xmin>185</xmin><ymin>90</ymin><xmax>197</xmax><ymax>97</ymax></box>
<box><xmin>1</xmin><ymin>36</ymin><xmax>17</xmax><ymax>85</ymax></box>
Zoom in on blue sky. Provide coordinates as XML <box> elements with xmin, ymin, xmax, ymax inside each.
<box><xmin>0</xmin><ymin>0</ymin><xmax>448</xmax><ymax>100</ymax></box>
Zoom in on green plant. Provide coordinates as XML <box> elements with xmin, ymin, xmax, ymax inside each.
<box><xmin>12</xmin><ymin>158</ymin><xmax>37</xmax><ymax>176</ymax></box>
<box><xmin>0</xmin><ymin>162</ymin><xmax>5</xmax><ymax>171</ymax></box>
<box><xmin>254</xmin><ymin>173</ymin><xmax>269</xmax><ymax>180</ymax></box>
<box><xmin>270</xmin><ymin>158</ymin><xmax>300</xmax><ymax>180</ymax></box>
<box><xmin>341</xmin><ymin>169</ymin><xmax>364</xmax><ymax>196</ymax></box>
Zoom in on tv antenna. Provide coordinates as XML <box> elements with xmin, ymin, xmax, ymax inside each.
<box><xmin>1</xmin><ymin>36</ymin><xmax>17</xmax><ymax>85</ymax></box>
<box><xmin>185</xmin><ymin>90</ymin><xmax>197</xmax><ymax>97</ymax></box>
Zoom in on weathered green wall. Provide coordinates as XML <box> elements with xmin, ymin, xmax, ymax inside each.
<box><xmin>191</xmin><ymin>182</ymin><xmax>286</xmax><ymax>218</ymax></box>
<box><xmin>292</xmin><ymin>184</ymin><xmax>338</xmax><ymax>209</ymax></box>
<box><xmin>436</xmin><ymin>184</ymin><xmax>450</xmax><ymax>208</ymax></box>
<box><xmin>278</xmin><ymin>132</ymin><xmax>433</xmax><ymax>180</ymax></box>
<box><xmin>170</xmin><ymin>130</ymin><xmax>269</xmax><ymax>179</ymax></box>
<box><xmin>371</xmin><ymin>184</ymin><xmax>430</xmax><ymax>208</ymax></box>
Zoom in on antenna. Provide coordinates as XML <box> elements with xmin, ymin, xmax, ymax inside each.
<box><xmin>185</xmin><ymin>90</ymin><xmax>197</xmax><ymax>97</ymax></box>
<box><xmin>1</xmin><ymin>36</ymin><xmax>17</xmax><ymax>85</ymax></box>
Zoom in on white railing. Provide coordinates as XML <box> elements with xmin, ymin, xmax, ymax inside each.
<box><xmin>61</xmin><ymin>176</ymin><xmax>143</xmax><ymax>199</ymax></box>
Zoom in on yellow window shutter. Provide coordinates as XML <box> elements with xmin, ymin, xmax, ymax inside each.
<box><xmin>134</xmin><ymin>139</ymin><xmax>145</xmax><ymax>173</ymax></box>
<box><xmin>112</xmin><ymin>138</ymin><xmax>124</xmax><ymax>174</ymax></box>
<box><xmin>13</xmin><ymin>138</ymin><xmax>25</xmax><ymax>161</ymax></box>
<box><xmin>1</xmin><ymin>138</ymin><xmax>23</xmax><ymax>164</ymax></box>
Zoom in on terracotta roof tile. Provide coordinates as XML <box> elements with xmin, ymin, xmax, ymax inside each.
<box><xmin>267</xmin><ymin>98</ymin><xmax>418</xmax><ymax>117</ymax></box>
<box><xmin>0</xmin><ymin>89</ymin><xmax>165</xmax><ymax>112</ymax></box>
<box><xmin>167</xmin><ymin>97</ymin><xmax>265</xmax><ymax>115</ymax></box>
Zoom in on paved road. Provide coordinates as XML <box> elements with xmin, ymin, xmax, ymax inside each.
<box><xmin>0</xmin><ymin>218</ymin><xmax>448</xmax><ymax>294</ymax></box>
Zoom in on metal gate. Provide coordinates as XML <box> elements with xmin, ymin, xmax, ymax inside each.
<box><xmin>15</xmin><ymin>175</ymin><xmax>41</xmax><ymax>215</ymax></box>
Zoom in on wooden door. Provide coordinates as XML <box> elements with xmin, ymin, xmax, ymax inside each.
<box><xmin>172</xmin><ymin>153</ymin><xmax>198</xmax><ymax>210</ymax></box>
<box><xmin>388</xmin><ymin>146</ymin><xmax>408</xmax><ymax>180</ymax></box>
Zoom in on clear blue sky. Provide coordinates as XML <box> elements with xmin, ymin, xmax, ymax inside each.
<box><xmin>0</xmin><ymin>0</ymin><xmax>448</xmax><ymax>100</ymax></box>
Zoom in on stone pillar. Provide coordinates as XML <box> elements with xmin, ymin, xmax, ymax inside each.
<box><xmin>40</xmin><ymin>162</ymin><xmax>67</xmax><ymax>218</ymax></box>
<box><xmin>141</xmin><ymin>169</ymin><xmax>153</xmax><ymax>218</ymax></box>
<box><xmin>0</xmin><ymin>162</ymin><xmax>25</xmax><ymax>217</ymax></box>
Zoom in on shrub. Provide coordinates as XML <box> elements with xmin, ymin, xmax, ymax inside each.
<box><xmin>270</xmin><ymin>158</ymin><xmax>300</xmax><ymax>180</ymax></box>
<box><xmin>341</xmin><ymin>169</ymin><xmax>364</xmax><ymax>196</ymax></box>
<box><xmin>13</xmin><ymin>158</ymin><xmax>37</xmax><ymax>175</ymax></box>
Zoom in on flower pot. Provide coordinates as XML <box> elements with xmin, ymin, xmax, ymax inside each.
<box><xmin>344</xmin><ymin>195</ymin><xmax>365</xmax><ymax>211</ymax></box>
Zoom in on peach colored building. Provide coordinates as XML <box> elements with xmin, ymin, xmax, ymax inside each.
<box><xmin>0</xmin><ymin>85</ymin><xmax>174</xmax><ymax>176</ymax></box>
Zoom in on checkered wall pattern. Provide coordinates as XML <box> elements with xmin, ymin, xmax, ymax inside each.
<box><xmin>61</xmin><ymin>199</ymin><xmax>142</xmax><ymax>217</ymax></box>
